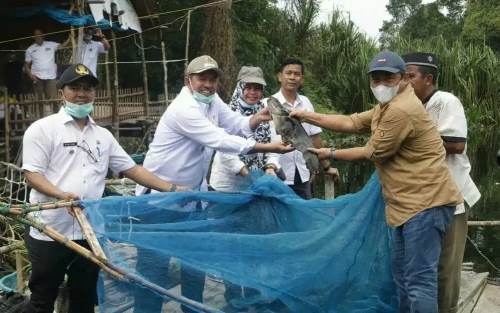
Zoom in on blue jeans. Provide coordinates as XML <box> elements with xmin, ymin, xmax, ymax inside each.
<box><xmin>392</xmin><ymin>205</ymin><xmax>454</xmax><ymax>313</ymax></box>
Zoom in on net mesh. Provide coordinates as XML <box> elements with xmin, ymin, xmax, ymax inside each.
<box><xmin>83</xmin><ymin>173</ymin><xmax>397</xmax><ymax>313</ymax></box>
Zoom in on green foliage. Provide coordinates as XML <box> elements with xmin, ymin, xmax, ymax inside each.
<box><xmin>461</xmin><ymin>0</ymin><xmax>500</xmax><ymax>53</ymax></box>
<box><xmin>390</xmin><ymin>36</ymin><xmax>500</xmax><ymax>127</ymax></box>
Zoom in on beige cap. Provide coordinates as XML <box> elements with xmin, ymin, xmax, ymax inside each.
<box><xmin>186</xmin><ymin>55</ymin><xmax>223</xmax><ymax>76</ymax></box>
<box><xmin>237</xmin><ymin>66</ymin><xmax>266</xmax><ymax>86</ymax></box>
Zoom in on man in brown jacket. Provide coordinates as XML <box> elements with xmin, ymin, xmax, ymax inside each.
<box><xmin>291</xmin><ymin>51</ymin><xmax>462</xmax><ymax>313</ymax></box>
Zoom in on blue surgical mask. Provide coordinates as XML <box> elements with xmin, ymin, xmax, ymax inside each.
<box><xmin>192</xmin><ymin>91</ymin><xmax>215</xmax><ymax>104</ymax></box>
<box><xmin>189</xmin><ymin>78</ymin><xmax>215</xmax><ymax>104</ymax></box>
<box><xmin>64</xmin><ymin>99</ymin><xmax>94</xmax><ymax>119</ymax></box>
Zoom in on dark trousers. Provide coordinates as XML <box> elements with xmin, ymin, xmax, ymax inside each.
<box><xmin>23</xmin><ymin>234</ymin><xmax>99</xmax><ymax>313</ymax></box>
<box><xmin>289</xmin><ymin>168</ymin><xmax>312</xmax><ymax>200</ymax></box>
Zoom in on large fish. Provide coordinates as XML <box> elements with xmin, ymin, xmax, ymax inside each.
<box><xmin>267</xmin><ymin>96</ymin><xmax>320</xmax><ymax>174</ymax></box>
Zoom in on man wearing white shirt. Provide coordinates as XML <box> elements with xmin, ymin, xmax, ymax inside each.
<box><xmin>135</xmin><ymin>55</ymin><xmax>292</xmax><ymax>313</ymax></box>
<box><xmin>268</xmin><ymin>58</ymin><xmax>336</xmax><ymax>199</ymax></box>
<box><xmin>81</xmin><ymin>28</ymin><xmax>110</xmax><ymax>76</ymax></box>
<box><xmin>22</xmin><ymin>63</ymin><xmax>181</xmax><ymax>313</ymax></box>
<box><xmin>404</xmin><ymin>52</ymin><xmax>481</xmax><ymax>313</ymax></box>
<box><xmin>25</xmin><ymin>29</ymin><xmax>61</xmax><ymax>114</ymax></box>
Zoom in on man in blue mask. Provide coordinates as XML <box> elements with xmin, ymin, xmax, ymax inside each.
<box><xmin>135</xmin><ymin>56</ymin><xmax>294</xmax><ymax>313</ymax></box>
<box><xmin>22</xmin><ymin>63</ymin><xmax>184</xmax><ymax>313</ymax></box>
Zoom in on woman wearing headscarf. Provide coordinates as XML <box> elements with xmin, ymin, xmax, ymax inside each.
<box><xmin>210</xmin><ymin>66</ymin><xmax>282</xmax><ymax>192</ymax></box>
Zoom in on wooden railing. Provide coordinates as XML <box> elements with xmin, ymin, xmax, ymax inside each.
<box><xmin>1</xmin><ymin>87</ymin><xmax>174</xmax><ymax>162</ymax></box>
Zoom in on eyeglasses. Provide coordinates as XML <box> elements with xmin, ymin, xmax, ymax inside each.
<box><xmin>76</xmin><ymin>140</ymin><xmax>101</xmax><ymax>163</ymax></box>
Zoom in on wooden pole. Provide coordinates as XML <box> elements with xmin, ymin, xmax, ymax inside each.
<box><xmin>15</xmin><ymin>250</ymin><xmax>24</xmax><ymax>292</ymax></box>
<box><xmin>105</xmin><ymin>52</ymin><xmax>111</xmax><ymax>104</ymax></box>
<box><xmin>111</xmin><ymin>30</ymin><xmax>119</xmax><ymax>138</ymax></box>
<box><xmin>73</xmin><ymin>206</ymin><xmax>108</xmax><ymax>262</ymax></box>
<box><xmin>14</xmin><ymin>215</ymin><xmax>223</xmax><ymax>313</ymax></box>
<box><xmin>161</xmin><ymin>41</ymin><xmax>169</xmax><ymax>107</ymax></box>
<box><xmin>138</xmin><ymin>33</ymin><xmax>150</xmax><ymax>117</ymax></box>
<box><xmin>0</xmin><ymin>241</ymin><xmax>23</xmax><ymax>254</ymax></box>
<box><xmin>3</xmin><ymin>87</ymin><xmax>10</xmax><ymax>162</ymax></box>
<box><xmin>468</xmin><ymin>221</ymin><xmax>500</xmax><ymax>226</ymax></box>
<box><xmin>184</xmin><ymin>10</ymin><xmax>192</xmax><ymax>68</ymax></box>
<box><xmin>324</xmin><ymin>176</ymin><xmax>335</xmax><ymax>199</ymax></box>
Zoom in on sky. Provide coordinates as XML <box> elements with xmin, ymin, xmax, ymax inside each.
<box><xmin>318</xmin><ymin>0</ymin><xmax>391</xmax><ymax>39</ymax></box>
<box><xmin>318</xmin><ymin>0</ymin><xmax>434</xmax><ymax>40</ymax></box>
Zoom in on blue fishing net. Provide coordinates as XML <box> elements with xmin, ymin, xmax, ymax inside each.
<box><xmin>82</xmin><ymin>173</ymin><xmax>397</xmax><ymax>313</ymax></box>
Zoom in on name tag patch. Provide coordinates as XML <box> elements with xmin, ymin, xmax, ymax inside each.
<box><xmin>63</xmin><ymin>142</ymin><xmax>77</xmax><ymax>147</ymax></box>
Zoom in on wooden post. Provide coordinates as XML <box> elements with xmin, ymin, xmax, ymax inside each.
<box><xmin>138</xmin><ymin>33</ymin><xmax>150</xmax><ymax>117</ymax></box>
<box><xmin>324</xmin><ymin>176</ymin><xmax>335</xmax><ymax>199</ymax></box>
<box><xmin>185</xmin><ymin>10</ymin><xmax>192</xmax><ymax>68</ymax></box>
<box><xmin>105</xmin><ymin>52</ymin><xmax>111</xmax><ymax>104</ymax></box>
<box><xmin>15</xmin><ymin>250</ymin><xmax>24</xmax><ymax>292</ymax></box>
<box><xmin>3</xmin><ymin>87</ymin><xmax>10</xmax><ymax>163</ymax></box>
<box><xmin>161</xmin><ymin>41</ymin><xmax>169</xmax><ymax>107</ymax></box>
<box><xmin>111</xmin><ymin>30</ymin><xmax>119</xmax><ymax>138</ymax></box>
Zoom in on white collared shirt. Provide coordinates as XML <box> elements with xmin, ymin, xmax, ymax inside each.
<box><xmin>81</xmin><ymin>40</ymin><xmax>106</xmax><ymax>75</ymax></box>
<box><xmin>266</xmin><ymin>90</ymin><xmax>322</xmax><ymax>185</ymax></box>
<box><xmin>22</xmin><ymin>108</ymin><xmax>136</xmax><ymax>241</ymax></box>
<box><xmin>426</xmin><ymin>91</ymin><xmax>481</xmax><ymax>214</ymax></box>
<box><xmin>25</xmin><ymin>41</ymin><xmax>59</xmax><ymax>79</ymax></box>
<box><xmin>136</xmin><ymin>87</ymin><xmax>256</xmax><ymax>192</ymax></box>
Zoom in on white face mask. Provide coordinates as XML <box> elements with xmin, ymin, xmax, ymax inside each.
<box><xmin>370</xmin><ymin>83</ymin><xmax>400</xmax><ymax>104</ymax></box>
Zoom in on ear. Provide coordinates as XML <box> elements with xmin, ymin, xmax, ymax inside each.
<box><xmin>276</xmin><ymin>72</ymin><xmax>282</xmax><ymax>83</ymax></box>
<box><xmin>424</xmin><ymin>74</ymin><xmax>434</xmax><ymax>86</ymax></box>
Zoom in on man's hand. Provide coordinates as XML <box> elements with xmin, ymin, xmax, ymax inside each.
<box><xmin>289</xmin><ymin>108</ymin><xmax>308</xmax><ymax>121</ymax></box>
<box><xmin>265</xmin><ymin>168</ymin><xmax>276</xmax><ymax>176</ymax></box>
<box><xmin>29</xmin><ymin>73</ymin><xmax>39</xmax><ymax>83</ymax></box>
<box><xmin>239</xmin><ymin>166</ymin><xmax>250</xmax><ymax>177</ymax></box>
<box><xmin>307</xmin><ymin>147</ymin><xmax>332</xmax><ymax>160</ymax></box>
<box><xmin>263</xmin><ymin>142</ymin><xmax>294</xmax><ymax>153</ymax></box>
<box><xmin>57</xmin><ymin>191</ymin><xmax>80</xmax><ymax>216</ymax></box>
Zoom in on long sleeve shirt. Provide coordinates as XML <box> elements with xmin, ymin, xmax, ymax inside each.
<box><xmin>137</xmin><ymin>87</ymin><xmax>256</xmax><ymax>192</ymax></box>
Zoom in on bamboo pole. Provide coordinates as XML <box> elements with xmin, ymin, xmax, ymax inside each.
<box><xmin>468</xmin><ymin>221</ymin><xmax>500</xmax><ymax>226</ymax></box>
<box><xmin>2</xmin><ymin>87</ymin><xmax>10</xmax><ymax>162</ymax></box>
<box><xmin>0</xmin><ymin>241</ymin><xmax>23</xmax><ymax>254</ymax></box>
<box><xmin>111</xmin><ymin>30</ymin><xmax>119</xmax><ymax>138</ymax></box>
<box><xmin>15</xmin><ymin>250</ymin><xmax>24</xmax><ymax>292</ymax></box>
<box><xmin>184</xmin><ymin>10</ymin><xmax>192</xmax><ymax>69</ymax></box>
<box><xmin>161</xmin><ymin>41</ymin><xmax>169</xmax><ymax>107</ymax></box>
<box><xmin>138</xmin><ymin>33</ymin><xmax>150</xmax><ymax>117</ymax></box>
<box><xmin>73</xmin><ymin>206</ymin><xmax>107</xmax><ymax>262</ymax></box>
<box><xmin>13</xmin><ymin>215</ymin><xmax>222</xmax><ymax>313</ymax></box>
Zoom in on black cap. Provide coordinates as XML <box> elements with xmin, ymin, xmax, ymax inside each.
<box><xmin>57</xmin><ymin>63</ymin><xmax>99</xmax><ymax>89</ymax></box>
<box><xmin>402</xmin><ymin>52</ymin><xmax>438</xmax><ymax>69</ymax></box>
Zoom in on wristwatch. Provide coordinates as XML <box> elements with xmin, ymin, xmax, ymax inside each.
<box><xmin>330</xmin><ymin>148</ymin><xmax>337</xmax><ymax>160</ymax></box>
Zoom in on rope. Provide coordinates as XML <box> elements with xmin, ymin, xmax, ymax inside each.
<box><xmin>467</xmin><ymin>235</ymin><xmax>500</xmax><ymax>273</ymax></box>
<box><xmin>0</xmin><ymin>0</ymin><xmax>243</xmax><ymax>46</ymax></box>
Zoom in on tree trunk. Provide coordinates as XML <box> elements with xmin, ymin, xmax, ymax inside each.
<box><xmin>201</xmin><ymin>0</ymin><xmax>236</xmax><ymax>102</ymax></box>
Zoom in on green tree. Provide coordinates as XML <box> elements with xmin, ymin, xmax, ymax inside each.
<box><xmin>461</xmin><ymin>0</ymin><xmax>500</xmax><ymax>53</ymax></box>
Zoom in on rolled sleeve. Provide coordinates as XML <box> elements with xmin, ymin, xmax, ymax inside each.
<box><xmin>350</xmin><ymin>108</ymin><xmax>374</xmax><ymax>133</ymax></box>
<box><xmin>25</xmin><ymin>50</ymin><xmax>32</xmax><ymax>63</ymax></box>
<box><xmin>437</xmin><ymin>97</ymin><xmax>467</xmax><ymax>141</ymax></box>
<box><xmin>366</xmin><ymin>107</ymin><xmax>413</xmax><ymax>162</ymax></box>
<box><xmin>22</xmin><ymin>123</ymin><xmax>50</xmax><ymax>173</ymax></box>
